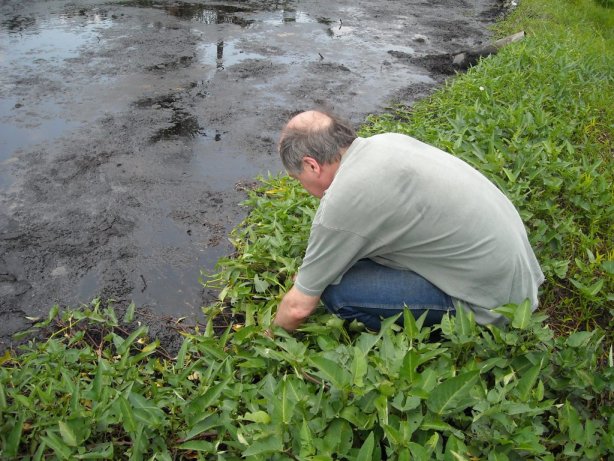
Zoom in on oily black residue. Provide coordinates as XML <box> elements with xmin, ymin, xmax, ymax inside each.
<box><xmin>134</xmin><ymin>94</ymin><xmax>202</xmax><ymax>142</ymax></box>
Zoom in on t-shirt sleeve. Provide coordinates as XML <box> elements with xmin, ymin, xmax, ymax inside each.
<box><xmin>294</xmin><ymin>223</ymin><xmax>369</xmax><ymax>297</ymax></box>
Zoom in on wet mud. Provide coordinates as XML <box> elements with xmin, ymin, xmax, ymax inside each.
<box><xmin>0</xmin><ymin>0</ymin><xmax>505</xmax><ymax>349</ymax></box>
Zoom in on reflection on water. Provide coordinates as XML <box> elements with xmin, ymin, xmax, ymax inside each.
<box><xmin>0</xmin><ymin>13</ymin><xmax>111</xmax><ymax>63</ymax></box>
<box><xmin>167</xmin><ymin>4</ymin><xmax>254</xmax><ymax>27</ymax></box>
<box><xmin>121</xmin><ymin>0</ymin><xmax>316</xmax><ymax>27</ymax></box>
<box><xmin>199</xmin><ymin>39</ymin><xmax>265</xmax><ymax>71</ymax></box>
<box><xmin>0</xmin><ymin>11</ymin><xmax>112</xmax><ymax>164</ymax></box>
<box><xmin>261</xmin><ymin>9</ymin><xmax>316</xmax><ymax>25</ymax></box>
<box><xmin>0</xmin><ymin>1</ymin><xmax>327</xmax><ymax>166</ymax></box>
<box><xmin>121</xmin><ymin>1</ymin><xmax>254</xmax><ymax>27</ymax></box>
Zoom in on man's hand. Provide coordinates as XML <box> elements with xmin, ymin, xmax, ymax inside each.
<box><xmin>273</xmin><ymin>286</ymin><xmax>320</xmax><ymax>331</ymax></box>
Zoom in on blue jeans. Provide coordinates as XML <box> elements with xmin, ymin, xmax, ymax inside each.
<box><xmin>321</xmin><ymin>259</ymin><xmax>455</xmax><ymax>330</ymax></box>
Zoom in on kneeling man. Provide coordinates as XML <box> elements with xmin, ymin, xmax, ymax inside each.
<box><xmin>273</xmin><ymin>110</ymin><xmax>544</xmax><ymax>331</ymax></box>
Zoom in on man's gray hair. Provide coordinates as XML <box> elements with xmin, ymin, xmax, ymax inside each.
<box><xmin>279</xmin><ymin>112</ymin><xmax>357</xmax><ymax>174</ymax></box>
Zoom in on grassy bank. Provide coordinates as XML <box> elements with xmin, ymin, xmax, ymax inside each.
<box><xmin>1</xmin><ymin>0</ymin><xmax>613</xmax><ymax>459</ymax></box>
<box><xmin>360</xmin><ymin>0</ymin><xmax>613</xmax><ymax>332</ymax></box>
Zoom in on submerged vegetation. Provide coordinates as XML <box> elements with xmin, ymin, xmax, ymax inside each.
<box><xmin>1</xmin><ymin>0</ymin><xmax>612</xmax><ymax>459</ymax></box>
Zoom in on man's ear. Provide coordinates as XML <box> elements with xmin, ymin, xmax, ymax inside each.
<box><xmin>302</xmin><ymin>156</ymin><xmax>321</xmax><ymax>174</ymax></box>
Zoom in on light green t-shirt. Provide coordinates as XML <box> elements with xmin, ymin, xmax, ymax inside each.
<box><xmin>294</xmin><ymin>134</ymin><xmax>545</xmax><ymax>325</ymax></box>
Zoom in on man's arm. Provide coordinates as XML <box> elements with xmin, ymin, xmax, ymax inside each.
<box><xmin>273</xmin><ymin>286</ymin><xmax>320</xmax><ymax>331</ymax></box>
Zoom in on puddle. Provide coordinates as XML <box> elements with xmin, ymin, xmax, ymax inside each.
<box><xmin>192</xmin><ymin>139</ymin><xmax>265</xmax><ymax>190</ymax></box>
<box><xmin>0</xmin><ymin>0</ymin><xmax>503</xmax><ymax>339</ymax></box>
<box><xmin>0</xmin><ymin>100</ymin><xmax>80</xmax><ymax>162</ymax></box>
<box><xmin>122</xmin><ymin>1</ymin><xmax>254</xmax><ymax>27</ymax></box>
<box><xmin>0</xmin><ymin>11</ymin><xmax>112</xmax><ymax>163</ymax></box>
<box><xmin>0</xmin><ymin>12</ymin><xmax>111</xmax><ymax>62</ymax></box>
<box><xmin>199</xmin><ymin>39</ymin><xmax>266</xmax><ymax>72</ymax></box>
<box><xmin>259</xmin><ymin>9</ymin><xmax>317</xmax><ymax>25</ymax></box>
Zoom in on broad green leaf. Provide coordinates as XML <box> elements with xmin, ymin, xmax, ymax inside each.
<box><xmin>403</xmin><ymin>308</ymin><xmax>419</xmax><ymax>340</ymax></box>
<box><xmin>351</xmin><ymin>346</ymin><xmax>368</xmax><ymax>387</ymax></box>
<box><xmin>415</xmin><ymin>367</ymin><xmax>438</xmax><ymax>394</ymax></box>
<box><xmin>104</xmin><ymin>306</ymin><xmax>118</xmax><ymax>326</ymax></box>
<box><xmin>141</xmin><ymin>339</ymin><xmax>159</xmax><ymax>355</ymax></box>
<box><xmin>42</xmin><ymin>432</ymin><xmax>73</xmax><ymax>459</ymax></box>
<box><xmin>129</xmin><ymin>392</ymin><xmax>166</xmax><ymax>426</ymax></box>
<box><xmin>280</xmin><ymin>375</ymin><xmax>294</xmax><ymax>425</ymax></box>
<box><xmin>123</xmin><ymin>302</ymin><xmax>136</xmax><ymax>323</ymax></box>
<box><xmin>487</xmin><ymin>451</ymin><xmax>510</xmax><ymax>461</ymax></box>
<box><xmin>516</xmin><ymin>361</ymin><xmax>543</xmax><ymax>401</ymax></box>
<box><xmin>5</xmin><ymin>415</ymin><xmax>24</xmax><ymax>458</ymax></box>
<box><xmin>74</xmin><ymin>443</ymin><xmax>114</xmax><ymax>459</ymax></box>
<box><xmin>58</xmin><ymin>421</ymin><xmax>78</xmax><ymax>447</ymax></box>
<box><xmin>400</xmin><ymin>349</ymin><xmax>419</xmax><ymax>382</ymax></box>
<box><xmin>175</xmin><ymin>338</ymin><xmax>190</xmax><ymax>369</ymax></box>
<box><xmin>299</xmin><ymin>419</ymin><xmax>314</xmax><ymax>458</ymax></box>
<box><xmin>176</xmin><ymin>440</ymin><xmax>215</xmax><ymax>452</ymax></box>
<box><xmin>355</xmin><ymin>331</ymin><xmax>382</xmax><ymax>356</ymax></box>
<box><xmin>242</xmin><ymin>434</ymin><xmax>283</xmax><ymax>457</ymax></box>
<box><xmin>183</xmin><ymin>414</ymin><xmax>219</xmax><ymax>441</ymax></box>
<box><xmin>39</xmin><ymin>304</ymin><xmax>59</xmax><ymax>327</ymax></box>
<box><xmin>308</xmin><ymin>355</ymin><xmax>350</xmax><ymax>389</ymax></box>
<box><xmin>374</xmin><ymin>393</ymin><xmax>389</xmax><ymax>426</ymax></box>
<box><xmin>511</xmin><ymin>299</ymin><xmax>532</xmax><ymax>330</ymax></box>
<box><xmin>356</xmin><ymin>431</ymin><xmax>375</xmax><ymax>461</ymax></box>
<box><xmin>511</xmin><ymin>426</ymin><xmax>546</xmax><ymax>453</ymax></box>
<box><xmin>118</xmin><ymin>396</ymin><xmax>137</xmax><ymax>433</ymax></box>
<box><xmin>445</xmin><ymin>436</ymin><xmax>469</xmax><ymax>461</ymax></box>
<box><xmin>340</xmin><ymin>406</ymin><xmax>373</xmax><ymax>429</ymax></box>
<box><xmin>383</xmin><ymin>423</ymin><xmax>403</xmax><ymax>446</ymax></box>
<box><xmin>130</xmin><ymin>426</ymin><xmax>146</xmax><ymax>461</ymax></box>
<box><xmin>455</xmin><ymin>304</ymin><xmax>474</xmax><ymax>338</ymax></box>
<box><xmin>380</xmin><ymin>313</ymin><xmax>401</xmax><ymax>332</ymax></box>
<box><xmin>408</xmin><ymin>441</ymin><xmax>429</xmax><ymax>461</ymax></box>
<box><xmin>242</xmin><ymin>410</ymin><xmax>271</xmax><ymax>424</ymax></box>
<box><xmin>426</xmin><ymin>370</ymin><xmax>480</xmax><ymax>415</ymax></box>
<box><xmin>421</xmin><ymin>414</ymin><xmax>465</xmax><ymax>440</ymax></box>
<box><xmin>565</xmin><ymin>330</ymin><xmax>596</xmax><ymax>348</ymax></box>
<box><xmin>117</xmin><ymin>325</ymin><xmax>148</xmax><ymax>356</ymax></box>
<box><xmin>425</xmin><ymin>432</ymin><xmax>439</xmax><ymax>455</ymax></box>
<box><xmin>493</xmin><ymin>304</ymin><xmax>517</xmax><ymax>321</ymax></box>
<box><xmin>398</xmin><ymin>448</ymin><xmax>411</xmax><ymax>461</ymax></box>
<box><xmin>0</xmin><ymin>382</ymin><xmax>6</xmax><ymax>408</ymax></box>
<box><xmin>562</xmin><ymin>401</ymin><xmax>583</xmax><ymax>441</ymax></box>
<box><xmin>253</xmin><ymin>274</ymin><xmax>270</xmax><ymax>293</ymax></box>
<box><xmin>91</xmin><ymin>358</ymin><xmax>106</xmax><ymax>401</ymax></box>
<box><xmin>185</xmin><ymin>378</ymin><xmax>231</xmax><ymax>425</ymax></box>
<box><xmin>321</xmin><ymin>418</ymin><xmax>354</xmax><ymax>455</ymax></box>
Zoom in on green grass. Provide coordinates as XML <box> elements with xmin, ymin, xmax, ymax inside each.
<box><xmin>360</xmin><ymin>0</ymin><xmax>613</xmax><ymax>332</ymax></box>
<box><xmin>1</xmin><ymin>296</ymin><xmax>612</xmax><ymax>459</ymax></box>
<box><xmin>1</xmin><ymin>0</ymin><xmax>613</xmax><ymax>459</ymax></box>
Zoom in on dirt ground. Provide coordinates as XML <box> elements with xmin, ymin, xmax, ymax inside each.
<box><xmin>0</xmin><ymin>0</ymin><xmax>506</xmax><ymax>350</ymax></box>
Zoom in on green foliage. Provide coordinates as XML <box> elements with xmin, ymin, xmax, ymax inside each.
<box><xmin>2</xmin><ymin>0</ymin><xmax>613</xmax><ymax>458</ymax></box>
<box><xmin>360</xmin><ymin>0</ymin><xmax>614</xmax><ymax>330</ymax></box>
<box><xmin>593</xmin><ymin>0</ymin><xmax>614</xmax><ymax>9</ymax></box>
<box><xmin>1</xmin><ymin>303</ymin><xmax>612</xmax><ymax>459</ymax></box>
<box><xmin>203</xmin><ymin>175</ymin><xmax>317</xmax><ymax>327</ymax></box>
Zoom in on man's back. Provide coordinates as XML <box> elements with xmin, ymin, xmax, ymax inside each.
<box><xmin>296</xmin><ymin>133</ymin><xmax>544</xmax><ymax>323</ymax></box>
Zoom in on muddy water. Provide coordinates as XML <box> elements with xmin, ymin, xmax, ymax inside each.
<box><xmin>0</xmin><ymin>0</ymin><xmax>502</xmax><ymax>346</ymax></box>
